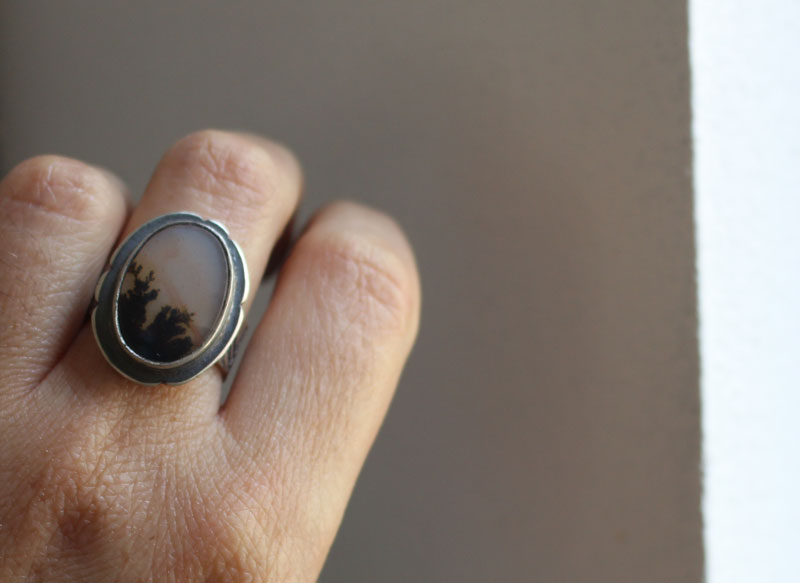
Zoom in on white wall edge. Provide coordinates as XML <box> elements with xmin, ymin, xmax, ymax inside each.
<box><xmin>691</xmin><ymin>1</ymin><xmax>800</xmax><ymax>580</ymax></box>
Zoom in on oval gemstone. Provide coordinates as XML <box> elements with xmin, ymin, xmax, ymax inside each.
<box><xmin>116</xmin><ymin>224</ymin><xmax>228</xmax><ymax>363</ymax></box>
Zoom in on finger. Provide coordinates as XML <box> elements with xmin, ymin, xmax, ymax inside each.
<box><xmin>0</xmin><ymin>156</ymin><xmax>128</xmax><ymax>391</ymax></box>
<box><xmin>122</xmin><ymin>130</ymin><xmax>302</xmax><ymax>313</ymax></box>
<box><xmin>63</xmin><ymin>130</ymin><xmax>302</xmax><ymax>418</ymax></box>
<box><xmin>220</xmin><ymin>201</ymin><xmax>420</xmax><ymax>574</ymax></box>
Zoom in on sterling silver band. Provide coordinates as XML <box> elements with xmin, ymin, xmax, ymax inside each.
<box><xmin>92</xmin><ymin>212</ymin><xmax>249</xmax><ymax>386</ymax></box>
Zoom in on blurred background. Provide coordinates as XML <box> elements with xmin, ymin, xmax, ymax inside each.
<box><xmin>0</xmin><ymin>2</ymin><xmax>702</xmax><ymax>581</ymax></box>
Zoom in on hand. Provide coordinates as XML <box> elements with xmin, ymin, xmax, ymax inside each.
<box><xmin>0</xmin><ymin>130</ymin><xmax>420</xmax><ymax>582</ymax></box>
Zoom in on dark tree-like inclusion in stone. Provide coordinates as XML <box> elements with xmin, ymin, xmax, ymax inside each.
<box><xmin>116</xmin><ymin>224</ymin><xmax>229</xmax><ymax>363</ymax></box>
<box><xmin>117</xmin><ymin>261</ymin><xmax>195</xmax><ymax>361</ymax></box>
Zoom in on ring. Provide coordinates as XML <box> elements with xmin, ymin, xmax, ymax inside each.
<box><xmin>92</xmin><ymin>212</ymin><xmax>249</xmax><ymax>385</ymax></box>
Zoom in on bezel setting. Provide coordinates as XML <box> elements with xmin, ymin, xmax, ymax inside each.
<box><xmin>92</xmin><ymin>212</ymin><xmax>248</xmax><ymax>385</ymax></box>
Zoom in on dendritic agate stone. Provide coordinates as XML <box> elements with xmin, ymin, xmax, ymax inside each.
<box><xmin>117</xmin><ymin>224</ymin><xmax>228</xmax><ymax>363</ymax></box>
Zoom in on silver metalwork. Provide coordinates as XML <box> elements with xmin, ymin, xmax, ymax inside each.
<box><xmin>92</xmin><ymin>212</ymin><xmax>249</xmax><ymax>385</ymax></box>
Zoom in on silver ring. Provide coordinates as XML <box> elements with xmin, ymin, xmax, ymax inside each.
<box><xmin>92</xmin><ymin>212</ymin><xmax>249</xmax><ymax>385</ymax></box>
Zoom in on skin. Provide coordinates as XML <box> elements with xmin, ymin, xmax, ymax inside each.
<box><xmin>0</xmin><ymin>130</ymin><xmax>421</xmax><ymax>582</ymax></box>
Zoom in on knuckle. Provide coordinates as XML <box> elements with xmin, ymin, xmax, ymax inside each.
<box><xmin>0</xmin><ymin>155</ymin><xmax>115</xmax><ymax>224</ymax></box>
<box><xmin>187</xmin><ymin>456</ymin><xmax>291</xmax><ymax>580</ymax></box>
<box><xmin>307</xmin><ymin>229</ymin><xmax>418</xmax><ymax>336</ymax></box>
<box><xmin>200</xmin><ymin>481</ymin><xmax>313</xmax><ymax>581</ymax></box>
<box><xmin>197</xmin><ymin>505</ymin><xmax>282</xmax><ymax>581</ymax></box>
<box><xmin>166</xmin><ymin>130</ymin><xmax>286</xmax><ymax>216</ymax></box>
<box><xmin>18</xmin><ymin>442</ymin><xmax>127</xmax><ymax>558</ymax></box>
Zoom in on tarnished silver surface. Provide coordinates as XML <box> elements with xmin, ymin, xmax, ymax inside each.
<box><xmin>92</xmin><ymin>212</ymin><xmax>248</xmax><ymax>385</ymax></box>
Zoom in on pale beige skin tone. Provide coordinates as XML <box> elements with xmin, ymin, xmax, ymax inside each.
<box><xmin>0</xmin><ymin>130</ymin><xmax>420</xmax><ymax>582</ymax></box>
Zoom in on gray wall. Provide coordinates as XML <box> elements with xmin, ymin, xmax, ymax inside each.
<box><xmin>0</xmin><ymin>2</ymin><xmax>702</xmax><ymax>581</ymax></box>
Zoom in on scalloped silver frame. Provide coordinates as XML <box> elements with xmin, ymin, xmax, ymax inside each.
<box><xmin>92</xmin><ymin>212</ymin><xmax>249</xmax><ymax>386</ymax></box>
